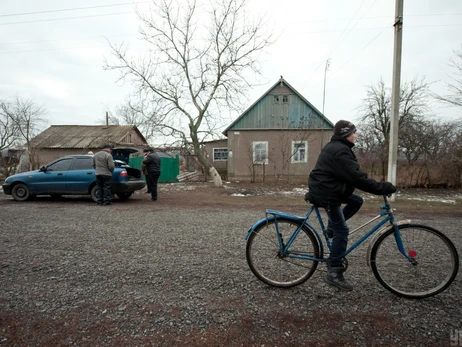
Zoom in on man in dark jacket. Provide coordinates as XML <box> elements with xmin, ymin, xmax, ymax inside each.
<box><xmin>307</xmin><ymin>120</ymin><xmax>396</xmax><ymax>291</ymax></box>
<box><xmin>142</xmin><ymin>148</ymin><xmax>161</xmax><ymax>201</ymax></box>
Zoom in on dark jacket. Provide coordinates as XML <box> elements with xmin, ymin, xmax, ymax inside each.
<box><xmin>142</xmin><ymin>152</ymin><xmax>161</xmax><ymax>173</ymax></box>
<box><xmin>307</xmin><ymin>135</ymin><xmax>396</xmax><ymax>206</ymax></box>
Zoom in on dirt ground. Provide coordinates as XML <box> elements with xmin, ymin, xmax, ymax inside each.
<box><xmin>1</xmin><ymin>181</ymin><xmax>461</xmax><ymax>346</ymax></box>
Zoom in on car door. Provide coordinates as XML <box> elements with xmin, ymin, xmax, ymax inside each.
<box><xmin>34</xmin><ymin>158</ymin><xmax>73</xmax><ymax>193</ymax></box>
<box><xmin>65</xmin><ymin>157</ymin><xmax>95</xmax><ymax>193</ymax></box>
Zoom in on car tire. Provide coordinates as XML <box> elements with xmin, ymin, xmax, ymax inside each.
<box><xmin>116</xmin><ymin>192</ymin><xmax>133</xmax><ymax>200</ymax></box>
<box><xmin>12</xmin><ymin>183</ymin><xmax>31</xmax><ymax>201</ymax></box>
<box><xmin>90</xmin><ymin>185</ymin><xmax>100</xmax><ymax>203</ymax></box>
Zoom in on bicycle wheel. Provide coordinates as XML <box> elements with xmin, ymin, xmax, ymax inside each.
<box><xmin>370</xmin><ymin>224</ymin><xmax>459</xmax><ymax>299</ymax></box>
<box><xmin>246</xmin><ymin>218</ymin><xmax>321</xmax><ymax>288</ymax></box>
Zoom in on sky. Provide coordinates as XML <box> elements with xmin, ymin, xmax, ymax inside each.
<box><xmin>1</xmin><ymin>0</ymin><xmax>461</xmax><ymax>141</ymax></box>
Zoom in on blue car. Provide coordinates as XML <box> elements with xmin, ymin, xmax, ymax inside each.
<box><xmin>2</xmin><ymin>154</ymin><xmax>146</xmax><ymax>202</ymax></box>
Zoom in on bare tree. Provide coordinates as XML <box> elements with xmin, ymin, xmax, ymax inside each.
<box><xmin>355</xmin><ymin>123</ymin><xmax>384</xmax><ymax>179</ymax></box>
<box><xmin>9</xmin><ymin>97</ymin><xmax>47</xmax><ymax>170</ymax></box>
<box><xmin>0</xmin><ymin>99</ymin><xmax>20</xmax><ymax>151</ymax></box>
<box><xmin>104</xmin><ymin>0</ymin><xmax>273</xmax><ymax>187</ymax></box>
<box><xmin>357</xmin><ymin>77</ymin><xmax>431</xmax><ymax>179</ymax></box>
<box><xmin>434</xmin><ymin>44</ymin><xmax>462</xmax><ymax>109</ymax></box>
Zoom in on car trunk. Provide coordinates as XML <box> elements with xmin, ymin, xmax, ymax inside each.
<box><xmin>112</xmin><ymin>147</ymin><xmax>139</xmax><ymax>166</ymax></box>
<box><xmin>112</xmin><ymin>148</ymin><xmax>143</xmax><ymax>180</ymax></box>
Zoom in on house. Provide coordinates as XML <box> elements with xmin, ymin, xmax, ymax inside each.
<box><xmin>201</xmin><ymin>139</ymin><xmax>228</xmax><ymax>179</ymax></box>
<box><xmin>203</xmin><ymin>77</ymin><xmax>334</xmax><ymax>182</ymax></box>
<box><xmin>30</xmin><ymin>125</ymin><xmax>148</xmax><ymax>167</ymax></box>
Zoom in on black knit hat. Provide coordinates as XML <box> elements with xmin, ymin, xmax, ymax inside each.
<box><xmin>334</xmin><ymin>120</ymin><xmax>357</xmax><ymax>137</ymax></box>
<box><xmin>103</xmin><ymin>144</ymin><xmax>114</xmax><ymax>150</ymax></box>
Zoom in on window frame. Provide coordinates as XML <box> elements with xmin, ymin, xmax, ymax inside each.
<box><xmin>252</xmin><ymin>141</ymin><xmax>269</xmax><ymax>165</ymax></box>
<box><xmin>291</xmin><ymin>141</ymin><xmax>308</xmax><ymax>163</ymax></box>
<box><xmin>213</xmin><ymin>147</ymin><xmax>228</xmax><ymax>161</ymax></box>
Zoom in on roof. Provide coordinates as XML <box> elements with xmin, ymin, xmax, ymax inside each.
<box><xmin>223</xmin><ymin>76</ymin><xmax>334</xmax><ymax>135</ymax></box>
<box><xmin>31</xmin><ymin>125</ymin><xmax>148</xmax><ymax>149</ymax></box>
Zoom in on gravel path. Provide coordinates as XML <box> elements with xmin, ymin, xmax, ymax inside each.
<box><xmin>0</xmin><ymin>186</ymin><xmax>461</xmax><ymax>346</ymax></box>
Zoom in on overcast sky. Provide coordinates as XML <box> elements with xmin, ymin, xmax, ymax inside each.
<box><xmin>1</xmin><ymin>0</ymin><xmax>461</xmax><ymax>138</ymax></box>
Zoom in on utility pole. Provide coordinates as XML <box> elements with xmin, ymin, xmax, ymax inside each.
<box><xmin>322</xmin><ymin>59</ymin><xmax>331</xmax><ymax>115</ymax></box>
<box><xmin>387</xmin><ymin>0</ymin><xmax>403</xmax><ymax>201</ymax></box>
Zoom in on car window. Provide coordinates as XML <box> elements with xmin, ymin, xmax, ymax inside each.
<box><xmin>47</xmin><ymin>158</ymin><xmax>73</xmax><ymax>171</ymax></box>
<box><xmin>71</xmin><ymin>157</ymin><xmax>93</xmax><ymax>170</ymax></box>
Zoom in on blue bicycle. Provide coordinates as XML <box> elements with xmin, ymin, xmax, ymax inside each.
<box><xmin>245</xmin><ymin>195</ymin><xmax>459</xmax><ymax>299</ymax></box>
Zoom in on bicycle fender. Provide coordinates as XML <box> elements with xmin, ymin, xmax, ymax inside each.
<box><xmin>245</xmin><ymin>216</ymin><xmax>276</xmax><ymax>240</ymax></box>
<box><xmin>366</xmin><ymin>220</ymin><xmax>412</xmax><ymax>267</ymax></box>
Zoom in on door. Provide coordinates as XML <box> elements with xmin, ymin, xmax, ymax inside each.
<box><xmin>65</xmin><ymin>157</ymin><xmax>95</xmax><ymax>193</ymax></box>
<box><xmin>34</xmin><ymin>158</ymin><xmax>73</xmax><ymax>193</ymax></box>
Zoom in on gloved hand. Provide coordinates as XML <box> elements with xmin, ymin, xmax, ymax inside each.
<box><xmin>381</xmin><ymin>182</ymin><xmax>397</xmax><ymax>195</ymax></box>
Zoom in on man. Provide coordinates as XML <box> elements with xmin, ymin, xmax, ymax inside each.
<box><xmin>92</xmin><ymin>144</ymin><xmax>115</xmax><ymax>206</ymax></box>
<box><xmin>306</xmin><ymin>120</ymin><xmax>396</xmax><ymax>291</ymax></box>
<box><xmin>142</xmin><ymin>147</ymin><xmax>161</xmax><ymax>201</ymax></box>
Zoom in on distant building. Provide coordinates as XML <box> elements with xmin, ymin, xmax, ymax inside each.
<box><xmin>30</xmin><ymin>125</ymin><xmax>148</xmax><ymax>167</ymax></box>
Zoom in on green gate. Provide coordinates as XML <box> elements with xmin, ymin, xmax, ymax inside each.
<box><xmin>129</xmin><ymin>154</ymin><xmax>179</xmax><ymax>183</ymax></box>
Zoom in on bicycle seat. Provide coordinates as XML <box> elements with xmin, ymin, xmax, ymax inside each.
<box><xmin>304</xmin><ymin>191</ymin><xmax>328</xmax><ymax>207</ymax></box>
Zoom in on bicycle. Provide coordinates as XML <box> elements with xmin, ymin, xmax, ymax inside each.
<box><xmin>245</xmin><ymin>195</ymin><xmax>459</xmax><ymax>299</ymax></box>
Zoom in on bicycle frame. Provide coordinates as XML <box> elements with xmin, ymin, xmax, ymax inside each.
<box><xmin>246</xmin><ymin>196</ymin><xmax>414</xmax><ymax>263</ymax></box>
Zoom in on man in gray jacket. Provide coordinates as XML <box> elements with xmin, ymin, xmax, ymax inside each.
<box><xmin>92</xmin><ymin>144</ymin><xmax>115</xmax><ymax>205</ymax></box>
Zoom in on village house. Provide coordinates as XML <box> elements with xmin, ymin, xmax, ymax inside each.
<box><xmin>30</xmin><ymin>125</ymin><xmax>148</xmax><ymax>167</ymax></box>
<box><xmin>202</xmin><ymin>77</ymin><xmax>334</xmax><ymax>182</ymax></box>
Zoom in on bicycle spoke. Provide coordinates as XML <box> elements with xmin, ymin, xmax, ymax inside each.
<box><xmin>371</xmin><ymin>224</ymin><xmax>459</xmax><ymax>298</ymax></box>
<box><xmin>246</xmin><ymin>219</ymin><xmax>320</xmax><ymax>288</ymax></box>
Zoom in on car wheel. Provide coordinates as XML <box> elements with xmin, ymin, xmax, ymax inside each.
<box><xmin>90</xmin><ymin>185</ymin><xmax>100</xmax><ymax>203</ymax></box>
<box><xmin>12</xmin><ymin>183</ymin><xmax>31</xmax><ymax>201</ymax></box>
<box><xmin>116</xmin><ymin>192</ymin><xmax>133</xmax><ymax>200</ymax></box>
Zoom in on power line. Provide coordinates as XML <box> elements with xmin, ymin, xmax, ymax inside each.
<box><xmin>0</xmin><ymin>34</ymin><xmax>135</xmax><ymax>47</ymax></box>
<box><xmin>0</xmin><ymin>11</ymin><xmax>137</xmax><ymax>26</ymax></box>
<box><xmin>293</xmin><ymin>13</ymin><xmax>462</xmax><ymax>23</ymax></box>
<box><xmin>0</xmin><ymin>1</ymin><xmax>150</xmax><ymax>17</ymax></box>
<box><xmin>309</xmin><ymin>0</ymin><xmax>376</xmax><ymax>78</ymax></box>
<box><xmin>1</xmin><ymin>23</ymin><xmax>459</xmax><ymax>52</ymax></box>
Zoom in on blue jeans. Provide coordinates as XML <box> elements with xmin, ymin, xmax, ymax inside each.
<box><xmin>326</xmin><ymin>194</ymin><xmax>363</xmax><ymax>267</ymax></box>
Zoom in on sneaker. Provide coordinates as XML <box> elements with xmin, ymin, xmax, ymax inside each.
<box><xmin>103</xmin><ymin>202</ymin><xmax>112</xmax><ymax>206</ymax></box>
<box><xmin>324</xmin><ymin>267</ymin><xmax>353</xmax><ymax>291</ymax></box>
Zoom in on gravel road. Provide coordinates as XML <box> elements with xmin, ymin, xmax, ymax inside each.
<box><xmin>0</xmin><ymin>185</ymin><xmax>461</xmax><ymax>346</ymax></box>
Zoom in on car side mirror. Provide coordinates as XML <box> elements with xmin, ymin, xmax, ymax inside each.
<box><xmin>39</xmin><ymin>166</ymin><xmax>47</xmax><ymax>172</ymax></box>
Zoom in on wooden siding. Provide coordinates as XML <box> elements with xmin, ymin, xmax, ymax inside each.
<box><xmin>229</xmin><ymin>91</ymin><xmax>330</xmax><ymax>131</ymax></box>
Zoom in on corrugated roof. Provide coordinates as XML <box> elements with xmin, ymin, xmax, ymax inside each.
<box><xmin>31</xmin><ymin>125</ymin><xmax>147</xmax><ymax>149</ymax></box>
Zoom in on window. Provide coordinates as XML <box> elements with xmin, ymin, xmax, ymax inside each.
<box><xmin>213</xmin><ymin>148</ymin><xmax>228</xmax><ymax>161</ymax></box>
<box><xmin>71</xmin><ymin>158</ymin><xmax>93</xmax><ymax>170</ymax></box>
<box><xmin>253</xmin><ymin>141</ymin><xmax>268</xmax><ymax>164</ymax></box>
<box><xmin>46</xmin><ymin>158</ymin><xmax>73</xmax><ymax>171</ymax></box>
<box><xmin>273</xmin><ymin>95</ymin><xmax>279</xmax><ymax>103</ymax></box>
<box><xmin>292</xmin><ymin>141</ymin><xmax>307</xmax><ymax>163</ymax></box>
<box><xmin>283</xmin><ymin>95</ymin><xmax>288</xmax><ymax>103</ymax></box>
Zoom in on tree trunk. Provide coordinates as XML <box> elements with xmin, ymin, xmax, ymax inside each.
<box><xmin>208</xmin><ymin>166</ymin><xmax>223</xmax><ymax>187</ymax></box>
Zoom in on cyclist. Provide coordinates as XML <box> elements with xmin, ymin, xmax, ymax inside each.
<box><xmin>306</xmin><ymin>120</ymin><xmax>396</xmax><ymax>291</ymax></box>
